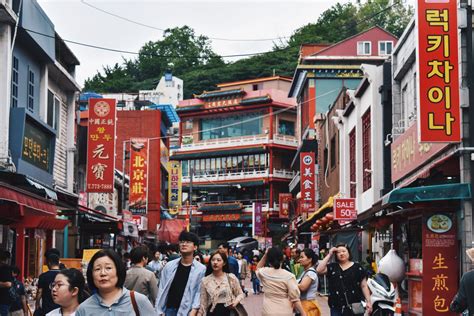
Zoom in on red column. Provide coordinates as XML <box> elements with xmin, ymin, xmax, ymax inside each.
<box><xmin>15</xmin><ymin>226</ymin><xmax>26</xmax><ymax>279</ymax></box>
<box><xmin>269</xmin><ymin>107</ymin><xmax>274</xmax><ymax>140</ymax></box>
<box><xmin>269</xmin><ymin>182</ymin><xmax>274</xmax><ymax>210</ymax></box>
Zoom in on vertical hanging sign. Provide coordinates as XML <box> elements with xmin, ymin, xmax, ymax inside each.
<box><xmin>253</xmin><ymin>202</ymin><xmax>263</xmax><ymax>237</ymax></box>
<box><xmin>168</xmin><ymin>161</ymin><xmax>182</xmax><ymax>216</ymax></box>
<box><xmin>279</xmin><ymin>193</ymin><xmax>292</xmax><ymax>219</ymax></box>
<box><xmin>417</xmin><ymin>0</ymin><xmax>460</xmax><ymax>142</ymax></box>
<box><xmin>86</xmin><ymin>99</ymin><xmax>116</xmax><ymax>193</ymax></box>
<box><xmin>129</xmin><ymin>138</ymin><xmax>149</xmax><ymax>215</ymax></box>
<box><xmin>300</xmin><ymin>152</ymin><xmax>315</xmax><ymax>213</ymax></box>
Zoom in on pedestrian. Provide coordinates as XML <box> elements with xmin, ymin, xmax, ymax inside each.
<box><xmin>236</xmin><ymin>252</ymin><xmax>249</xmax><ymax>296</ymax></box>
<box><xmin>198</xmin><ymin>251</ymin><xmax>245</xmax><ymax>316</ymax></box>
<box><xmin>249</xmin><ymin>256</ymin><xmax>261</xmax><ymax>295</ymax></box>
<box><xmin>282</xmin><ymin>253</ymin><xmax>291</xmax><ymax>272</ymax></box>
<box><xmin>450</xmin><ymin>247</ymin><xmax>474</xmax><ymax>314</ymax></box>
<box><xmin>148</xmin><ymin>250</ymin><xmax>165</xmax><ymax>279</ymax></box>
<box><xmin>0</xmin><ymin>250</ymin><xmax>13</xmax><ymax>316</ymax></box>
<box><xmin>256</xmin><ymin>247</ymin><xmax>307</xmax><ymax>316</ymax></box>
<box><xmin>194</xmin><ymin>252</ymin><xmax>204</xmax><ymax>264</ymax></box>
<box><xmin>167</xmin><ymin>244</ymin><xmax>180</xmax><ymax>261</ymax></box>
<box><xmin>316</xmin><ymin>244</ymin><xmax>372</xmax><ymax>316</ymax></box>
<box><xmin>124</xmin><ymin>245</ymin><xmax>158</xmax><ymax>305</ymax></box>
<box><xmin>218</xmin><ymin>243</ymin><xmax>239</xmax><ymax>279</ymax></box>
<box><xmin>155</xmin><ymin>231</ymin><xmax>206</xmax><ymax>316</ymax></box>
<box><xmin>8</xmin><ymin>266</ymin><xmax>28</xmax><ymax>316</ymax></box>
<box><xmin>35</xmin><ymin>254</ymin><xmax>61</xmax><ymax>316</ymax></box>
<box><xmin>46</xmin><ymin>268</ymin><xmax>87</xmax><ymax>316</ymax></box>
<box><xmin>297</xmin><ymin>249</ymin><xmax>321</xmax><ymax>316</ymax></box>
<box><xmin>76</xmin><ymin>249</ymin><xmax>154</xmax><ymax>315</ymax></box>
<box><xmin>290</xmin><ymin>248</ymin><xmax>303</xmax><ymax>278</ymax></box>
<box><xmin>122</xmin><ymin>252</ymin><xmax>131</xmax><ymax>270</ymax></box>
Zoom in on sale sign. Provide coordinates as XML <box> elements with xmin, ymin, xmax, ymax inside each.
<box><xmin>279</xmin><ymin>193</ymin><xmax>292</xmax><ymax>219</ymax></box>
<box><xmin>129</xmin><ymin>138</ymin><xmax>149</xmax><ymax>215</ymax></box>
<box><xmin>300</xmin><ymin>152</ymin><xmax>316</xmax><ymax>213</ymax></box>
<box><xmin>417</xmin><ymin>0</ymin><xmax>460</xmax><ymax>142</ymax></box>
<box><xmin>86</xmin><ymin>99</ymin><xmax>116</xmax><ymax>193</ymax></box>
<box><xmin>334</xmin><ymin>198</ymin><xmax>357</xmax><ymax>221</ymax></box>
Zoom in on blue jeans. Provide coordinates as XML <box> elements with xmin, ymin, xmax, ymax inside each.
<box><xmin>252</xmin><ymin>278</ymin><xmax>260</xmax><ymax>293</ymax></box>
<box><xmin>165</xmin><ymin>307</ymin><xmax>178</xmax><ymax>316</ymax></box>
<box><xmin>0</xmin><ymin>304</ymin><xmax>10</xmax><ymax>316</ymax></box>
<box><xmin>330</xmin><ymin>308</ymin><xmax>343</xmax><ymax>316</ymax></box>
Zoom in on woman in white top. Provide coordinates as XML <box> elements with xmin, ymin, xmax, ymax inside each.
<box><xmin>46</xmin><ymin>268</ymin><xmax>86</xmax><ymax>316</ymax></box>
<box><xmin>297</xmin><ymin>248</ymin><xmax>321</xmax><ymax>316</ymax></box>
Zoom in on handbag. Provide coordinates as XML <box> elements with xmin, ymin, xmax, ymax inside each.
<box><xmin>226</xmin><ymin>273</ymin><xmax>249</xmax><ymax>316</ymax></box>
<box><xmin>336</xmin><ymin>265</ymin><xmax>366</xmax><ymax>316</ymax></box>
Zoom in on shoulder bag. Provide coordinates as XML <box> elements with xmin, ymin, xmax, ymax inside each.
<box><xmin>226</xmin><ymin>273</ymin><xmax>249</xmax><ymax>316</ymax></box>
<box><xmin>336</xmin><ymin>265</ymin><xmax>365</xmax><ymax>316</ymax></box>
<box><xmin>130</xmin><ymin>290</ymin><xmax>140</xmax><ymax>316</ymax></box>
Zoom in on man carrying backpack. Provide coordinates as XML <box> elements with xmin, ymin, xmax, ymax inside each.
<box><xmin>9</xmin><ymin>267</ymin><xmax>28</xmax><ymax>316</ymax></box>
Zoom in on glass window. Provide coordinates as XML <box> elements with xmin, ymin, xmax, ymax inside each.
<box><xmin>11</xmin><ymin>57</ymin><xmax>18</xmax><ymax>108</ymax></box>
<box><xmin>200</xmin><ymin>112</ymin><xmax>263</xmax><ymax>140</ymax></box>
<box><xmin>357</xmin><ymin>41</ymin><xmax>371</xmax><ymax>55</ymax></box>
<box><xmin>379</xmin><ymin>41</ymin><xmax>393</xmax><ymax>55</ymax></box>
<box><xmin>27</xmin><ymin>69</ymin><xmax>34</xmax><ymax>111</ymax></box>
<box><xmin>47</xmin><ymin>90</ymin><xmax>60</xmax><ymax>130</ymax></box>
<box><xmin>206</xmin><ymin>159</ymin><xmax>211</xmax><ymax>173</ymax></box>
<box><xmin>249</xmin><ymin>155</ymin><xmax>255</xmax><ymax>167</ymax></box>
<box><xmin>182</xmin><ymin>161</ymin><xmax>189</xmax><ymax>176</ymax></box>
<box><xmin>278</xmin><ymin>119</ymin><xmax>295</xmax><ymax>136</ymax></box>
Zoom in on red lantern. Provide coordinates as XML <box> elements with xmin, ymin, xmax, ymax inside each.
<box><xmin>326</xmin><ymin>213</ymin><xmax>334</xmax><ymax>221</ymax></box>
<box><xmin>316</xmin><ymin>219</ymin><xmax>323</xmax><ymax>226</ymax></box>
<box><xmin>321</xmin><ymin>216</ymin><xmax>329</xmax><ymax>224</ymax></box>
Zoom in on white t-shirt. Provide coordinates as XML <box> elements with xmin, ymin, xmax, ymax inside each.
<box><xmin>46</xmin><ymin>308</ymin><xmax>76</xmax><ymax>316</ymax></box>
<box><xmin>237</xmin><ymin>259</ymin><xmax>243</xmax><ymax>273</ymax></box>
<box><xmin>297</xmin><ymin>268</ymin><xmax>319</xmax><ymax>300</ymax></box>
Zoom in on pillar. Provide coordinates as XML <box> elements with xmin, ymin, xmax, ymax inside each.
<box><xmin>15</xmin><ymin>227</ymin><xmax>26</xmax><ymax>279</ymax></box>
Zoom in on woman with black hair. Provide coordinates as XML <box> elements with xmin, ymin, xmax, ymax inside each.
<box><xmin>76</xmin><ymin>249</ymin><xmax>155</xmax><ymax>315</ymax></box>
<box><xmin>297</xmin><ymin>249</ymin><xmax>321</xmax><ymax>316</ymax></box>
<box><xmin>198</xmin><ymin>251</ymin><xmax>244</xmax><ymax>316</ymax></box>
<box><xmin>46</xmin><ymin>268</ymin><xmax>86</xmax><ymax>316</ymax></box>
<box><xmin>256</xmin><ymin>247</ymin><xmax>307</xmax><ymax>316</ymax></box>
<box><xmin>316</xmin><ymin>244</ymin><xmax>372</xmax><ymax>316</ymax></box>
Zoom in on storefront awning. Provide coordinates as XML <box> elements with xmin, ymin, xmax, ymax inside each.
<box><xmin>36</xmin><ymin>217</ymin><xmax>69</xmax><ymax>230</ymax></box>
<box><xmin>0</xmin><ymin>182</ymin><xmax>56</xmax><ymax>215</ymax></box>
<box><xmin>298</xmin><ymin>195</ymin><xmax>336</xmax><ymax>232</ymax></box>
<box><xmin>382</xmin><ymin>183</ymin><xmax>471</xmax><ymax>206</ymax></box>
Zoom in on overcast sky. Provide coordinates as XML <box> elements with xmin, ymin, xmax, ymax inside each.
<box><xmin>37</xmin><ymin>0</ymin><xmax>414</xmax><ymax>87</ymax></box>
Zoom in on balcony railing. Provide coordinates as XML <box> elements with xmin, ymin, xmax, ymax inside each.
<box><xmin>182</xmin><ymin>168</ymin><xmax>296</xmax><ymax>183</ymax></box>
<box><xmin>176</xmin><ymin>134</ymin><xmax>298</xmax><ymax>152</ymax></box>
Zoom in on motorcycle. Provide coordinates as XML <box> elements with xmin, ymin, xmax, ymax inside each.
<box><xmin>367</xmin><ymin>273</ymin><xmax>396</xmax><ymax>316</ymax></box>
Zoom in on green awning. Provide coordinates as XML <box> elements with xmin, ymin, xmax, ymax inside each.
<box><xmin>171</xmin><ymin>146</ymin><xmax>265</xmax><ymax>160</ymax></box>
<box><xmin>382</xmin><ymin>183</ymin><xmax>471</xmax><ymax>205</ymax></box>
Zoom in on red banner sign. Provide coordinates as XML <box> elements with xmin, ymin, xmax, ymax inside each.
<box><xmin>86</xmin><ymin>99</ymin><xmax>116</xmax><ymax>193</ymax></box>
<box><xmin>253</xmin><ymin>202</ymin><xmax>263</xmax><ymax>236</ymax></box>
<box><xmin>129</xmin><ymin>138</ymin><xmax>149</xmax><ymax>215</ymax></box>
<box><xmin>202</xmin><ymin>214</ymin><xmax>240</xmax><ymax>222</ymax></box>
<box><xmin>334</xmin><ymin>198</ymin><xmax>357</xmax><ymax>221</ymax></box>
<box><xmin>300</xmin><ymin>152</ymin><xmax>315</xmax><ymax>213</ymax></box>
<box><xmin>279</xmin><ymin>193</ymin><xmax>292</xmax><ymax>219</ymax></box>
<box><xmin>422</xmin><ymin>212</ymin><xmax>458</xmax><ymax>315</ymax></box>
<box><xmin>417</xmin><ymin>0</ymin><xmax>460</xmax><ymax>142</ymax></box>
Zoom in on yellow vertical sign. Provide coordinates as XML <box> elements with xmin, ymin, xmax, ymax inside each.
<box><xmin>168</xmin><ymin>161</ymin><xmax>182</xmax><ymax>215</ymax></box>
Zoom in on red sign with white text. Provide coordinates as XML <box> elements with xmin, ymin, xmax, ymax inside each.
<box><xmin>417</xmin><ymin>0</ymin><xmax>460</xmax><ymax>142</ymax></box>
<box><xmin>300</xmin><ymin>152</ymin><xmax>316</xmax><ymax>213</ymax></box>
<box><xmin>129</xmin><ymin>138</ymin><xmax>149</xmax><ymax>215</ymax></box>
<box><xmin>334</xmin><ymin>198</ymin><xmax>357</xmax><ymax>221</ymax></box>
<box><xmin>279</xmin><ymin>193</ymin><xmax>292</xmax><ymax>219</ymax></box>
<box><xmin>86</xmin><ymin>99</ymin><xmax>116</xmax><ymax>193</ymax></box>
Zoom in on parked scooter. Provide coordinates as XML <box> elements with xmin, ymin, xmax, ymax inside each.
<box><xmin>367</xmin><ymin>273</ymin><xmax>396</xmax><ymax>316</ymax></box>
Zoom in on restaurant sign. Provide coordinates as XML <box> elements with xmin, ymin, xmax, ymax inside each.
<box><xmin>129</xmin><ymin>138</ymin><xmax>149</xmax><ymax>215</ymax></box>
<box><xmin>417</xmin><ymin>0</ymin><xmax>461</xmax><ymax>142</ymax></box>
<box><xmin>86</xmin><ymin>99</ymin><xmax>116</xmax><ymax>193</ymax></box>
<box><xmin>300</xmin><ymin>152</ymin><xmax>316</xmax><ymax>213</ymax></box>
<box><xmin>279</xmin><ymin>193</ymin><xmax>292</xmax><ymax>219</ymax></box>
<box><xmin>22</xmin><ymin>119</ymin><xmax>53</xmax><ymax>172</ymax></box>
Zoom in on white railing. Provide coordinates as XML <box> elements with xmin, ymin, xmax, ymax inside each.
<box><xmin>272</xmin><ymin>134</ymin><xmax>298</xmax><ymax>147</ymax></box>
<box><xmin>273</xmin><ymin>168</ymin><xmax>296</xmax><ymax>179</ymax></box>
<box><xmin>179</xmin><ymin>135</ymin><xmax>269</xmax><ymax>151</ymax></box>
<box><xmin>182</xmin><ymin>170</ymin><xmax>269</xmax><ymax>183</ymax></box>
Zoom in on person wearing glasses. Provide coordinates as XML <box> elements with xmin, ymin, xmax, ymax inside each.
<box><xmin>155</xmin><ymin>231</ymin><xmax>206</xmax><ymax>316</ymax></box>
<box><xmin>75</xmin><ymin>249</ymin><xmax>155</xmax><ymax>315</ymax></box>
<box><xmin>46</xmin><ymin>268</ymin><xmax>86</xmax><ymax>316</ymax></box>
<box><xmin>35</xmin><ymin>254</ymin><xmax>61</xmax><ymax>316</ymax></box>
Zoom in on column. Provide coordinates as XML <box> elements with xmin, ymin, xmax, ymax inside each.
<box><xmin>15</xmin><ymin>226</ymin><xmax>26</xmax><ymax>279</ymax></box>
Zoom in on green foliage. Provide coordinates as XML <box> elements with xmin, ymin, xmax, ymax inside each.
<box><xmin>84</xmin><ymin>1</ymin><xmax>413</xmax><ymax>97</ymax></box>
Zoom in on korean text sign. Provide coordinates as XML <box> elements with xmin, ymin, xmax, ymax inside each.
<box><xmin>417</xmin><ymin>0</ymin><xmax>460</xmax><ymax>142</ymax></box>
<box><xmin>422</xmin><ymin>213</ymin><xmax>458</xmax><ymax>315</ymax></box>
<box><xmin>300</xmin><ymin>152</ymin><xmax>316</xmax><ymax>213</ymax></box>
<box><xmin>334</xmin><ymin>198</ymin><xmax>357</xmax><ymax>221</ymax></box>
<box><xmin>86</xmin><ymin>99</ymin><xmax>116</xmax><ymax>193</ymax></box>
<box><xmin>168</xmin><ymin>161</ymin><xmax>182</xmax><ymax>215</ymax></box>
<box><xmin>129</xmin><ymin>138</ymin><xmax>149</xmax><ymax>215</ymax></box>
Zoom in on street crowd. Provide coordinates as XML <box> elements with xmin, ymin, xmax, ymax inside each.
<box><xmin>1</xmin><ymin>231</ymin><xmax>474</xmax><ymax>316</ymax></box>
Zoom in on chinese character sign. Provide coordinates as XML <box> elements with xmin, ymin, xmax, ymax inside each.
<box><xmin>300</xmin><ymin>152</ymin><xmax>316</xmax><ymax>213</ymax></box>
<box><xmin>334</xmin><ymin>198</ymin><xmax>357</xmax><ymax>221</ymax></box>
<box><xmin>86</xmin><ymin>99</ymin><xmax>116</xmax><ymax>192</ymax></box>
<box><xmin>129</xmin><ymin>138</ymin><xmax>149</xmax><ymax>215</ymax></box>
<box><xmin>168</xmin><ymin>161</ymin><xmax>182</xmax><ymax>215</ymax></box>
<box><xmin>422</xmin><ymin>213</ymin><xmax>458</xmax><ymax>315</ymax></box>
<box><xmin>279</xmin><ymin>193</ymin><xmax>292</xmax><ymax>219</ymax></box>
<box><xmin>253</xmin><ymin>202</ymin><xmax>263</xmax><ymax>236</ymax></box>
<box><xmin>417</xmin><ymin>0</ymin><xmax>461</xmax><ymax>142</ymax></box>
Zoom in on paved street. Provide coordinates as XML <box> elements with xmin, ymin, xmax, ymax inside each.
<box><xmin>241</xmin><ymin>279</ymin><xmax>330</xmax><ymax>315</ymax></box>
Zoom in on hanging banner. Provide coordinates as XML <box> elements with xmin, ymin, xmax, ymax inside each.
<box><xmin>253</xmin><ymin>202</ymin><xmax>263</xmax><ymax>236</ymax></box>
<box><xmin>300</xmin><ymin>152</ymin><xmax>316</xmax><ymax>213</ymax></box>
<box><xmin>86</xmin><ymin>99</ymin><xmax>116</xmax><ymax>193</ymax></box>
<box><xmin>168</xmin><ymin>161</ymin><xmax>182</xmax><ymax>216</ymax></box>
<box><xmin>422</xmin><ymin>212</ymin><xmax>458</xmax><ymax>315</ymax></box>
<box><xmin>334</xmin><ymin>198</ymin><xmax>357</xmax><ymax>221</ymax></box>
<box><xmin>279</xmin><ymin>193</ymin><xmax>292</xmax><ymax>219</ymax></box>
<box><xmin>129</xmin><ymin>138</ymin><xmax>149</xmax><ymax>215</ymax></box>
<box><xmin>417</xmin><ymin>0</ymin><xmax>460</xmax><ymax>142</ymax></box>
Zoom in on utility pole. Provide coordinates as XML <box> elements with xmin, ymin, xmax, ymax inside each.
<box><xmin>189</xmin><ymin>164</ymin><xmax>193</xmax><ymax>232</ymax></box>
<box><xmin>121</xmin><ymin>140</ymin><xmax>128</xmax><ymax>212</ymax></box>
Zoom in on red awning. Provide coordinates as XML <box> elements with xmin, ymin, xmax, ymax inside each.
<box><xmin>0</xmin><ymin>183</ymin><xmax>56</xmax><ymax>215</ymax></box>
<box><xmin>36</xmin><ymin>217</ymin><xmax>69</xmax><ymax>230</ymax></box>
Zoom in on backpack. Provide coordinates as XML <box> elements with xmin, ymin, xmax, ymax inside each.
<box><xmin>8</xmin><ymin>279</ymin><xmax>21</xmax><ymax>302</ymax></box>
